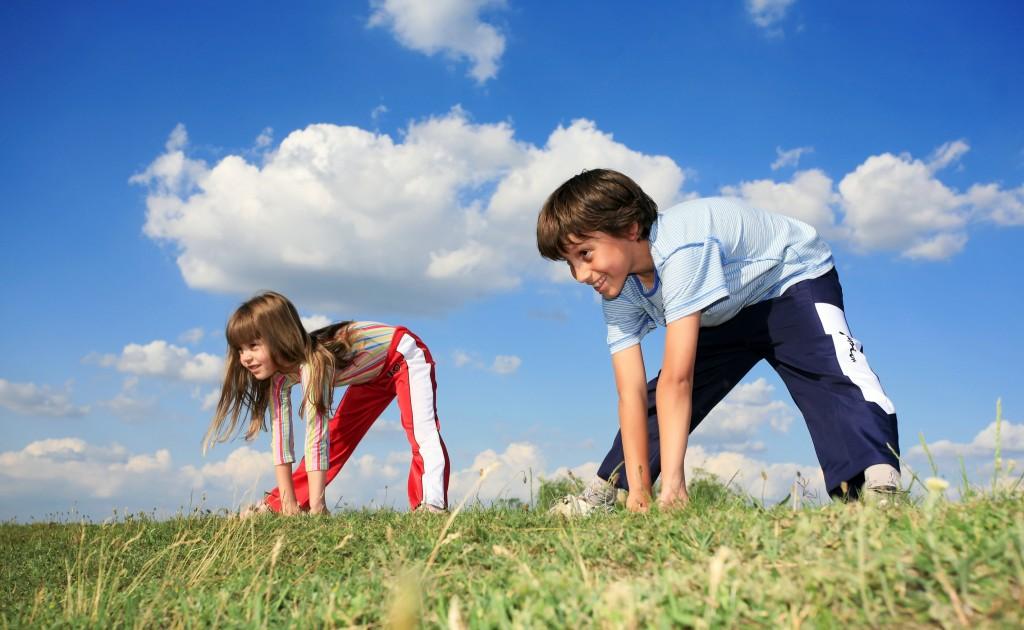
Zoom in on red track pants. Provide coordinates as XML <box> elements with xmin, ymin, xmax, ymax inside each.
<box><xmin>264</xmin><ymin>329</ymin><xmax>450</xmax><ymax>511</ymax></box>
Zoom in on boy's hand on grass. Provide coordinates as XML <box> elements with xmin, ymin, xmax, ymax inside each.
<box><xmin>657</xmin><ymin>486</ymin><xmax>689</xmax><ymax>510</ymax></box>
<box><xmin>626</xmin><ymin>491</ymin><xmax>651</xmax><ymax>513</ymax></box>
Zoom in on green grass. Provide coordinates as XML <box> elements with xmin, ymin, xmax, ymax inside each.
<box><xmin>2</xmin><ymin>475</ymin><xmax>1022</xmax><ymax>628</ymax></box>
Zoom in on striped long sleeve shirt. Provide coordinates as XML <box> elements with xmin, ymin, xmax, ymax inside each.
<box><xmin>270</xmin><ymin>322</ymin><xmax>396</xmax><ymax>470</ymax></box>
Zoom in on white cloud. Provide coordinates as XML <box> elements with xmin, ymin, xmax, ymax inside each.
<box><xmin>746</xmin><ymin>0</ymin><xmax>796</xmax><ymax>32</ymax></box>
<box><xmin>838</xmin><ymin>151</ymin><xmax>969</xmax><ymax>258</ymax></box>
<box><xmin>695</xmin><ymin>378</ymin><xmax>795</xmax><ymax>441</ymax></box>
<box><xmin>134</xmin><ymin>114</ymin><xmax>686</xmax><ymax>315</ymax></box>
<box><xmin>92</xmin><ymin>340</ymin><xmax>223</xmax><ymax>384</ymax></box>
<box><xmin>966</xmin><ymin>182</ymin><xmax>1024</xmax><ymax>226</ymax></box>
<box><xmin>721</xmin><ymin>168</ymin><xmax>841</xmax><ymax>237</ymax></box>
<box><xmin>196</xmin><ymin>387</ymin><xmax>220</xmax><ymax>412</ymax></box>
<box><xmin>771</xmin><ymin>145</ymin><xmax>813</xmax><ymax>171</ymax></box>
<box><xmin>451</xmin><ymin>350</ymin><xmax>521</xmax><ymax>374</ymax></box>
<box><xmin>300</xmin><ymin>314</ymin><xmax>332</xmax><ymax>332</ymax></box>
<box><xmin>684</xmin><ymin>444</ymin><xmax>825</xmax><ymax>502</ymax></box>
<box><xmin>909</xmin><ymin>419</ymin><xmax>1024</xmax><ymax>458</ymax></box>
<box><xmin>0</xmin><ymin>438</ymin><xmax>279</xmax><ymax>520</ymax></box>
<box><xmin>453</xmin><ymin>349</ymin><xmax>474</xmax><ymax>368</ymax></box>
<box><xmin>490</xmin><ymin>354</ymin><xmax>521</xmax><ymax>375</ymax></box>
<box><xmin>448</xmin><ymin>441</ymin><xmax>553</xmax><ymax>505</ymax></box>
<box><xmin>177</xmin><ymin>327</ymin><xmax>205</xmax><ymax>345</ymax></box>
<box><xmin>99</xmin><ymin>377</ymin><xmax>156</xmax><ymax>422</ymax></box>
<box><xmin>725</xmin><ymin>140</ymin><xmax>1024</xmax><ymax>260</ymax></box>
<box><xmin>367</xmin><ymin>0</ymin><xmax>508</xmax><ymax>83</ymax></box>
<box><xmin>0</xmin><ymin>379</ymin><xmax>89</xmax><ymax>418</ymax></box>
<box><xmin>255</xmin><ymin>127</ymin><xmax>274</xmax><ymax>149</ymax></box>
<box><xmin>927</xmin><ymin>139</ymin><xmax>970</xmax><ymax>171</ymax></box>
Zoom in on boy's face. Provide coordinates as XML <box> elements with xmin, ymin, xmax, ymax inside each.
<box><xmin>562</xmin><ymin>230</ymin><xmax>638</xmax><ymax>299</ymax></box>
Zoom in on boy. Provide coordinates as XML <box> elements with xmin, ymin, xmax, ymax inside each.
<box><xmin>536</xmin><ymin>169</ymin><xmax>901</xmax><ymax>513</ymax></box>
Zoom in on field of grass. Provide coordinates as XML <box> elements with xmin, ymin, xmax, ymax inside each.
<box><xmin>2</xmin><ymin>471</ymin><xmax>1022</xmax><ymax>628</ymax></box>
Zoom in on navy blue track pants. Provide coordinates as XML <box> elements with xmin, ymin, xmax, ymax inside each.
<box><xmin>596</xmin><ymin>268</ymin><xmax>900</xmax><ymax>496</ymax></box>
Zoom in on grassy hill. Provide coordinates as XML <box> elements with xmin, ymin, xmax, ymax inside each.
<box><xmin>2</xmin><ymin>475</ymin><xmax>1022</xmax><ymax>628</ymax></box>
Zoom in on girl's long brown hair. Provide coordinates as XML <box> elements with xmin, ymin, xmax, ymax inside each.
<box><xmin>203</xmin><ymin>291</ymin><xmax>355</xmax><ymax>452</ymax></box>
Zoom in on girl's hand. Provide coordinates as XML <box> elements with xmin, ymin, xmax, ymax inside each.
<box><xmin>626</xmin><ymin>490</ymin><xmax>650</xmax><ymax>513</ymax></box>
<box><xmin>308</xmin><ymin>504</ymin><xmax>331</xmax><ymax>516</ymax></box>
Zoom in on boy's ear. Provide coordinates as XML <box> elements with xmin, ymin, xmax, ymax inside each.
<box><xmin>627</xmin><ymin>222</ymin><xmax>641</xmax><ymax>241</ymax></box>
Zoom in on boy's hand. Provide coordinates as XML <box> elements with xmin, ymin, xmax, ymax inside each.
<box><xmin>626</xmin><ymin>490</ymin><xmax>651</xmax><ymax>513</ymax></box>
<box><xmin>657</xmin><ymin>485</ymin><xmax>689</xmax><ymax>510</ymax></box>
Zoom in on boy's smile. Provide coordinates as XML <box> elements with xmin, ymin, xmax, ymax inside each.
<box><xmin>563</xmin><ymin>227</ymin><xmax>655</xmax><ymax>299</ymax></box>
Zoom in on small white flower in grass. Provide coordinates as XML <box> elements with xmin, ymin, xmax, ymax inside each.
<box><xmin>925</xmin><ymin>477</ymin><xmax>949</xmax><ymax>493</ymax></box>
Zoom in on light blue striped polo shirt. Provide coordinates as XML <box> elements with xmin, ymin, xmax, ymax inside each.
<box><xmin>604</xmin><ymin>197</ymin><xmax>834</xmax><ymax>354</ymax></box>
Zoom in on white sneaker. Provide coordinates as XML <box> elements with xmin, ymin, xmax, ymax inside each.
<box><xmin>548</xmin><ymin>478</ymin><xmax>616</xmax><ymax>517</ymax></box>
<box><xmin>862</xmin><ymin>485</ymin><xmax>906</xmax><ymax>509</ymax></box>
<box><xmin>862</xmin><ymin>464</ymin><xmax>905</xmax><ymax>508</ymax></box>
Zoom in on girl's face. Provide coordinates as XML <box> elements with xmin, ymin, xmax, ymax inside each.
<box><xmin>237</xmin><ymin>339</ymin><xmax>281</xmax><ymax>381</ymax></box>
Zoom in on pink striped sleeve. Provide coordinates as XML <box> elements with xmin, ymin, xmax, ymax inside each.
<box><xmin>270</xmin><ymin>373</ymin><xmax>296</xmax><ymax>466</ymax></box>
<box><xmin>300</xmin><ymin>364</ymin><xmax>331</xmax><ymax>471</ymax></box>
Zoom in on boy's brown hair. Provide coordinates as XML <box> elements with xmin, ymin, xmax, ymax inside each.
<box><xmin>536</xmin><ymin>168</ymin><xmax>658</xmax><ymax>261</ymax></box>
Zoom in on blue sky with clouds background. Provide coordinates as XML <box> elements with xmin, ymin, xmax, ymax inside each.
<box><xmin>2</xmin><ymin>0</ymin><xmax>1022</xmax><ymax>520</ymax></box>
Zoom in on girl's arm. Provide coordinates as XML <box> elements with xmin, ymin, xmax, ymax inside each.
<box><xmin>656</xmin><ymin>312</ymin><xmax>701</xmax><ymax>508</ymax></box>
<box><xmin>300</xmin><ymin>364</ymin><xmax>331</xmax><ymax>514</ymax></box>
<box><xmin>274</xmin><ymin>463</ymin><xmax>301</xmax><ymax>515</ymax></box>
<box><xmin>611</xmin><ymin>344</ymin><xmax>651</xmax><ymax>512</ymax></box>
<box><xmin>270</xmin><ymin>373</ymin><xmax>302</xmax><ymax>515</ymax></box>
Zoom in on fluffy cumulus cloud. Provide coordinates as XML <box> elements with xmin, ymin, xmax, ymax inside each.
<box><xmin>694</xmin><ymin>378</ymin><xmax>795</xmax><ymax>443</ymax></box>
<box><xmin>685</xmin><ymin>444</ymin><xmax>825</xmax><ymax>502</ymax></box>
<box><xmin>368</xmin><ymin>0</ymin><xmax>508</xmax><ymax>83</ymax></box>
<box><xmin>91</xmin><ymin>340</ymin><xmax>223</xmax><ymax>383</ymax></box>
<box><xmin>724</xmin><ymin>139</ymin><xmax>1023</xmax><ymax>260</ymax></box>
<box><xmin>722</xmin><ymin>169</ymin><xmax>841</xmax><ymax>238</ymax></box>
<box><xmin>134</xmin><ymin>114</ymin><xmax>686</xmax><ymax>315</ymax></box>
<box><xmin>0</xmin><ymin>379</ymin><xmax>90</xmax><ymax>418</ymax></box>
<box><xmin>0</xmin><ymin>439</ymin><xmax>276</xmax><ymax>520</ymax></box>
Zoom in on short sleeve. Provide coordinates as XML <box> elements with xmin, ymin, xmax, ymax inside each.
<box><xmin>603</xmin><ymin>293</ymin><xmax>655</xmax><ymax>355</ymax></box>
<box><xmin>660</xmin><ymin>239</ymin><xmax>730</xmax><ymax>324</ymax></box>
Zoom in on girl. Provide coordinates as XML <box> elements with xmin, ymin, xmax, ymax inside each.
<box><xmin>204</xmin><ymin>291</ymin><xmax>450</xmax><ymax>515</ymax></box>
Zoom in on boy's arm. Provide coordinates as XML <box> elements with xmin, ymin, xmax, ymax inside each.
<box><xmin>611</xmin><ymin>344</ymin><xmax>651</xmax><ymax>511</ymax></box>
<box><xmin>656</xmin><ymin>312</ymin><xmax>701</xmax><ymax>507</ymax></box>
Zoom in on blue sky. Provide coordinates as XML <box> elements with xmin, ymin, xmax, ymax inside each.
<box><xmin>2</xmin><ymin>1</ymin><xmax>1022</xmax><ymax>520</ymax></box>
